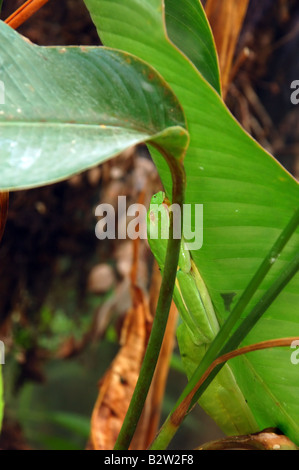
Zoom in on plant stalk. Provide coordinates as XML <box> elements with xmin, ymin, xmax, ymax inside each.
<box><xmin>114</xmin><ymin>150</ymin><xmax>186</xmax><ymax>450</ymax></box>
<box><xmin>5</xmin><ymin>0</ymin><xmax>50</xmax><ymax>29</ymax></box>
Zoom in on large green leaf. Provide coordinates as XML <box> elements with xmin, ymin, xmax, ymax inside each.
<box><xmin>164</xmin><ymin>0</ymin><xmax>221</xmax><ymax>94</ymax></box>
<box><xmin>0</xmin><ymin>21</ymin><xmax>188</xmax><ymax>190</ymax></box>
<box><xmin>84</xmin><ymin>0</ymin><xmax>299</xmax><ymax>443</ymax></box>
<box><xmin>0</xmin><ymin>21</ymin><xmax>189</xmax><ymax>435</ymax></box>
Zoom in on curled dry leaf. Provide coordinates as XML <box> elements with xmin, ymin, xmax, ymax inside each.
<box><xmin>0</xmin><ymin>192</ymin><xmax>9</xmax><ymax>243</ymax></box>
<box><xmin>130</xmin><ymin>261</ymin><xmax>178</xmax><ymax>450</ymax></box>
<box><xmin>88</xmin><ymin>284</ymin><xmax>152</xmax><ymax>450</ymax></box>
<box><xmin>131</xmin><ymin>301</ymin><xmax>178</xmax><ymax>450</ymax></box>
<box><xmin>205</xmin><ymin>0</ymin><xmax>250</xmax><ymax>97</ymax></box>
<box><xmin>88</xmin><ymin>188</ymin><xmax>174</xmax><ymax>450</ymax></box>
<box><xmin>198</xmin><ymin>428</ymin><xmax>298</xmax><ymax>450</ymax></box>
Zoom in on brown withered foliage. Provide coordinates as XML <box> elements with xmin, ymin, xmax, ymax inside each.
<box><xmin>88</xmin><ymin>284</ymin><xmax>152</xmax><ymax>450</ymax></box>
<box><xmin>87</xmin><ymin>204</ymin><xmax>153</xmax><ymax>450</ymax></box>
<box><xmin>131</xmin><ymin>304</ymin><xmax>178</xmax><ymax>450</ymax></box>
<box><xmin>205</xmin><ymin>0</ymin><xmax>250</xmax><ymax>97</ymax></box>
<box><xmin>131</xmin><ymin>263</ymin><xmax>178</xmax><ymax>449</ymax></box>
<box><xmin>198</xmin><ymin>428</ymin><xmax>298</xmax><ymax>450</ymax></box>
<box><xmin>87</xmin><ymin>190</ymin><xmax>178</xmax><ymax>450</ymax></box>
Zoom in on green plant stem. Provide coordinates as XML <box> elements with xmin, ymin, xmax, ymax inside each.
<box><xmin>150</xmin><ymin>208</ymin><xmax>299</xmax><ymax>449</ymax></box>
<box><xmin>114</xmin><ymin>150</ymin><xmax>186</xmax><ymax>450</ymax></box>
<box><xmin>0</xmin><ymin>365</ymin><xmax>3</xmax><ymax>432</ymax></box>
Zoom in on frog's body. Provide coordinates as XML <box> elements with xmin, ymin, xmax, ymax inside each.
<box><xmin>147</xmin><ymin>192</ymin><xmax>258</xmax><ymax>435</ymax></box>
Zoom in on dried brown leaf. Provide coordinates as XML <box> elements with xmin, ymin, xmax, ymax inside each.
<box><xmin>205</xmin><ymin>0</ymin><xmax>250</xmax><ymax>97</ymax></box>
<box><xmin>88</xmin><ymin>285</ymin><xmax>152</xmax><ymax>450</ymax></box>
<box><xmin>131</xmin><ymin>296</ymin><xmax>178</xmax><ymax>450</ymax></box>
<box><xmin>198</xmin><ymin>428</ymin><xmax>298</xmax><ymax>450</ymax></box>
<box><xmin>131</xmin><ymin>262</ymin><xmax>177</xmax><ymax>449</ymax></box>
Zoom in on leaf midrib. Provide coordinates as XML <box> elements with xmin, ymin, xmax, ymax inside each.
<box><xmin>0</xmin><ymin>121</ymin><xmax>159</xmax><ymax>136</ymax></box>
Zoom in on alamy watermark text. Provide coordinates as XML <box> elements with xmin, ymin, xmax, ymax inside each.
<box><xmin>95</xmin><ymin>196</ymin><xmax>203</xmax><ymax>250</ymax></box>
